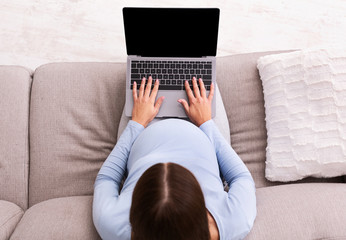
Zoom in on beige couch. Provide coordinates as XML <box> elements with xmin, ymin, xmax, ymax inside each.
<box><xmin>1</xmin><ymin>51</ymin><xmax>346</xmax><ymax>240</ymax></box>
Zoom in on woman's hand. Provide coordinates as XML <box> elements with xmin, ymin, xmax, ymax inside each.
<box><xmin>132</xmin><ymin>76</ymin><xmax>165</xmax><ymax>128</ymax></box>
<box><xmin>178</xmin><ymin>77</ymin><xmax>214</xmax><ymax>127</ymax></box>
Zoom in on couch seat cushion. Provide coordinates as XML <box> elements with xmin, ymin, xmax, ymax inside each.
<box><xmin>0</xmin><ymin>200</ymin><xmax>23</xmax><ymax>240</ymax></box>
<box><xmin>245</xmin><ymin>183</ymin><xmax>346</xmax><ymax>240</ymax></box>
<box><xmin>10</xmin><ymin>196</ymin><xmax>100</xmax><ymax>240</ymax></box>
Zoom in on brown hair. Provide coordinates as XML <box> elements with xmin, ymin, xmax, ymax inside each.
<box><xmin>130</xmin><ymin>162</ymin><xmax>210</xmax><ymax>240</ymax></box>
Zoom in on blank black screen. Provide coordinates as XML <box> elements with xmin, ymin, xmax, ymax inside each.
<box><xmin>123</xmin><ymin>8</ymin><xmax>220</xmax><ymax>57</ymax></box>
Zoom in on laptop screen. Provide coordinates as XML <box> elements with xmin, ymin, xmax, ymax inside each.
<box><xmin>123</xmin><ymin>8</ymin><xmax>220</xmax><ymax>57</ymax></box>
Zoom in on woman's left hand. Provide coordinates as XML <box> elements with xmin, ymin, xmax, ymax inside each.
<box><xmin>132</xmin><ymin>76</ymin><xmax>165</xmax><ymax>128</ymax></box>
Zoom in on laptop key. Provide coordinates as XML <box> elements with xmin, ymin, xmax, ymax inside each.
<box><xmin>159</xmin><ymin>85</ymin><xmax>182</xmax><ymax>90</ymax></box>
<box><xmin>183</xmin><ymin>85</ymin><xmax>198</xmax><ymax>90</ymax></box>
<box><xmin>131</xmin><ymin>80</ymin><xmax>141</xmax><ymax>85</ymax></box>
<box><xmin>131</xmin><ymin>74</ymin><xmax>140</xmax><ymax>79</ymax></box>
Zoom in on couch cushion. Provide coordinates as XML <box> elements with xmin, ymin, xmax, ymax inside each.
<box><xmin>258</xmin><ymin>49</ymin><xmax>346</xmax><ymax>182</ymax></box>
<box><xmin>216</xmin><ymin>52</ymin><xmax>345</xmax><ymax>187</ymax></box>
<box><xmin>29</xmin><ymin>63</ymin><xmax>126</xmax><ymax>206</ymax></box>
<box><xmin>245</xmin><ymin>183</ymin><xmax>346</xmax><ymax>240</ymax></box>
<box><xmin>0</xmin><ymin>66</ymin><xmax>31</xmax><ymax>210</ymax></box>
<box><xmin>10</xmin><ymin>196</ymin><xmax>100</xmax><ymax>240</ymax></box>
<box><xmin>0</xmin><ymin>200</ymin><xmax>24</xmax><ymax>240</ymax></box>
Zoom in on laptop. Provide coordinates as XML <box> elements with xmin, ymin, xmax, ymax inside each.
<box><xmin>123</xmin><ymin>7</ymin><xmax>220</xmax><ymax>118</ymax></box>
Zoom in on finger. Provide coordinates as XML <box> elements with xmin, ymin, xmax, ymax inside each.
<box><xmin>144</xmin><ymin>76</ymin><xmax>152</xmax><ymax>98</ymax></box>
<box><xmin>150</xmin><ymin>79</ymin><xmax>159</xmax><ymax>102</ymax></box>
<box><xmin>184</xmin><ymin>80</ymin><xmax>195</xmax><ymax>101</ymax></box>
<box><xmin>192</xmin><ymin>77</ymin><xmax>201</xmax><ymax>98</ymax></box>
<box><xmin>139</xmin><ymin>77</ymin><xmax>146</xmax><ymax>98</ymax></box>
<box><xmin>178</xmin><ymin>99</ymin><xmax>190</xmax><ymax>114</ymax></box>
<box><xmin>199</xmin><ymin>78</ymin><xmax>206</xmax><ymax>98</ymax></box>
<box><xmin>132</xmin><ymin>81</ymin><xmax>138</xmax><ymax>101</ymax></box>
<box><xmin>208</xmin><ymin>82</ymin><xmax>215</xmax><ymax>102</ymax></box>
<box><xmin>154</xmin><ymin>96</ymin><xmax>165</xmax><ymax>113</ymax></box>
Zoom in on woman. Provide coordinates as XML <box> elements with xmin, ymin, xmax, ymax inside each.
<box><xmin>93</xmin><ymin>76</ymin><xmax>256</xmax><ymax>240</ymax></box>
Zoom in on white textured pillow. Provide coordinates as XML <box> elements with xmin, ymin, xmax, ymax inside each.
<box><xmin>257</xmin><ymin>49</ymin><xmax>346</xmax><ymax>182</ymax></box>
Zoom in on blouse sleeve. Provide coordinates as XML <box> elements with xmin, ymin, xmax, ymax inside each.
<box><xmin>92</xmin><ymin>120</ymin><xmax>144</xmax><ymax>239</ymax></box>
<box><xmin>199</xmin><ymin>120</ymin><xmax>257</xmax><ymax>239</ymax></box>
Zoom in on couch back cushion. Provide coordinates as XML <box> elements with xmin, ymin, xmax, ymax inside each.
<box><xmin>29</xmin><ymin>63</ymin><xmax>126</xmax><ymax>206</ymax></box>
<box><xmin>0</xmin><ymin>66</ymin><xmax>32</xmax><ymax>210</ymax></box>
<box><xmin>216</xmin><ymin>52</ymin><xmax>344</xmax><ymax>187</ymax></box>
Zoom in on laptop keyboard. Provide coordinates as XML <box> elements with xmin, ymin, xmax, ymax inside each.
<box><xmin>130</xmin><ymin>60</ymin><xmax>212</xmax><ymax>90</ymax></box>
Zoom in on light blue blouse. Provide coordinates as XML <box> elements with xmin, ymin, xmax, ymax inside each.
<box><xmin>93</xmin><ymin>119</ymin><xmax>256</xmax><ymax>240</ymax></box>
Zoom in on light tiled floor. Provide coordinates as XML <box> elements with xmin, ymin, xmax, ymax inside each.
<box><xmin>1</xmin><ymin>0</ymin><xmax>346</xmax><ymax>70</ymax></box>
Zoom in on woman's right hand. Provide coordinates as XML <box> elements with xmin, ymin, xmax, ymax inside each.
<box><xmin>178</xmin><ymin>77</ymin><xmax>214</xmax><ymax>127</ymax></box>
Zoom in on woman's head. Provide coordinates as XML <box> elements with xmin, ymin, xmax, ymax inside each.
<box><xmin>130</xmin><ymin>162</ymin><xmax>210</xmax><ymax>240</ymax></box>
